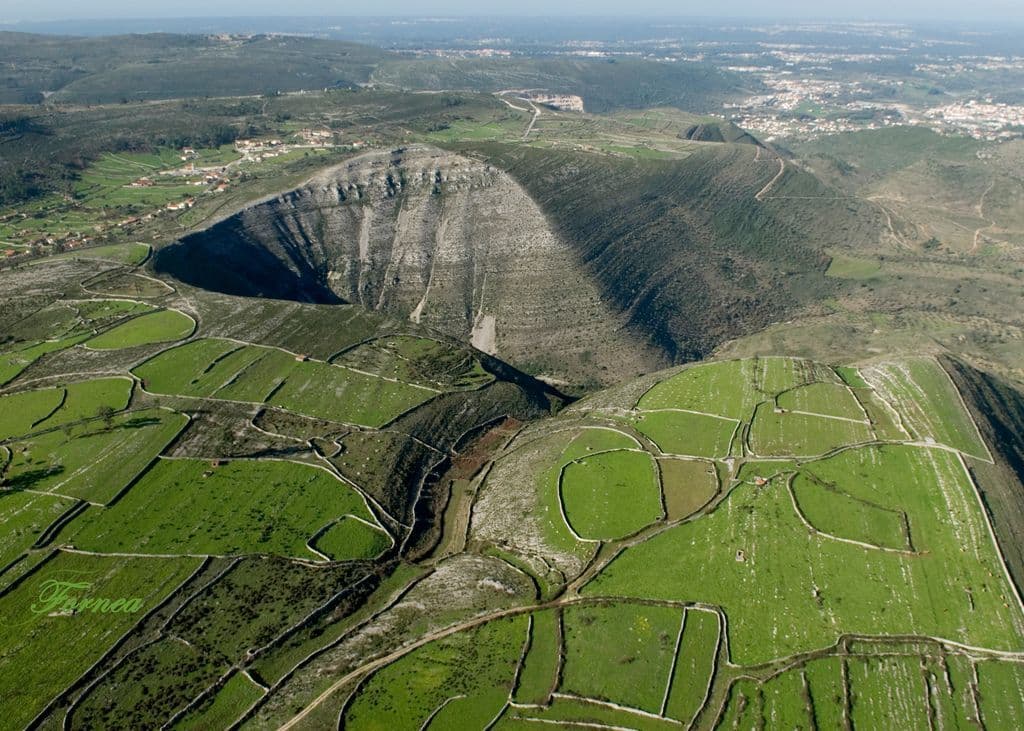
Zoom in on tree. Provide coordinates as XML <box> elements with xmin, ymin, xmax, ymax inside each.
<box><xmin>95</xmin><ymin>405</ymin><xmax>116</xmax><ymax>430</ymax></box>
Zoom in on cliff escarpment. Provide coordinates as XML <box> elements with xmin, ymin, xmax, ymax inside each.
<box><xmin>156</xmin><ymin>145</ymin><xmax>661</xmax><ymax>385</ymax></box>
<box><xmin>157</xmin><ymin>142</ymin><xmax>883</xmax><ymax>385</ymax></box>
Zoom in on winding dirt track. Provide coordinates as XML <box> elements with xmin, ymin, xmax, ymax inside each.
<box><xmin>754</xmin><ymin>158</ymin><xmax>786</xmax><ymax>201</ymax></box>
<box><xmin>972</xmin><ymin>179</ymin><xmax>997</xmax><ymax>253</ymax></box>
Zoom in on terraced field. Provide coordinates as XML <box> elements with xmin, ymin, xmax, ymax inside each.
<box><xmin>321</xmin><ymin>356</ymin><xmax>1024</xmax><ymax>730</ymax></box>
<box><xmin>134</xmin><ymin>338</ymin><xmax>441</xmax><ymax>427</ymax></box>
<box><xmin>3</xmin><ymin>118</ymin><xmax>1024</xmax><ymax>727</ymax></box>
<box><xmin>85</xmin><ymin>308</ymin><xmax>194</xmax><ymax>350</ymax></box>
<box><xmin>60</xmin><ymin>458</ymin><xmax>388</xmax><ymax>560</ymax></box>
<box><xmin>0</xmin><ymin>237</ymin><xmax>562</xmax><ymax>729</ymax></box>
<box><xmin>0</xmin><ymin>298</ymin><xmax>159</xmax><ymax>385</ymax></box>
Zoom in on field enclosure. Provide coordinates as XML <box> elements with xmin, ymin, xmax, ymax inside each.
<box><xmin>340</xmin><ymin>355</ymin><xmax>1024</xmax><ymax>729</ymax></box>
<box><xmin>134</xmin><ymin>338</ymin><xmax>445</xmax><ymax>428</ymax></box>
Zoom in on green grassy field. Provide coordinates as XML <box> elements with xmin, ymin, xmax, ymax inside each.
<box><xmin>86</xmin><ymin>309</ymin><xmax>194</xmax><ymax>350</ymax></box>
<box><xmin>134</xmin><ymin>338</ymin><xmax>437</xmax><ymax>427</ymax></box>
<box><xmin>584</xmin><ymin>442</ymin><xmax>1024</xmax><ymax>664</ymax></box>
<box><xmin>4</xmin><ymin>409</ymin><xmax>188</xmax><ymax>503</ymax></box>
<box><xmin>776</xmin><ymin>381</ymin><xmax>865</xmax><ymax>420</ymax></box>
<box><xmin>49</xmin><ymin>242</ymin><xmax>150</xmax><ymax>265</ymax></box>
<box><xmin>560</xmin><ymin>450</ymin><xmax>662</xmax><ymax>540</ymax></box>
<box><xmin>342</xmin><ymin>615</ymin><xmax>527</xmax><ymax>730</ymax></box>
<box><xmin>63</xmin><ymin>458</ymin><xmax>383</xmax><ymax>560</ymax></box>
<box><xmin>312</xmin><ymin>516</ymin><xmax>391</xmax><ymax>560</ymax></box>
<box><xmin>513</xmin><ymin>609</ymin><xmax>561</xmax><ymax>705</ymax></box>
<box><xmin>628</xmin><ymin>410</ymin><xmax>737</xmax><ymax>458</ymax></box>
<box><xmin>638</xmin><ymin>360</ymin><xmax>759</xmax><ymax>419</ymax></box>
<box><xmin>0</xmin><ymin>551</ymin><xmax>199</xmax><ymax>731</ymax></box>
<box><xmin>0</xmin><ymin>387</ymin><xmax>66</xmax><ymax>440</ymax></box>
<box><xmin>835</xmin><ymin>365</ymin><xmax>870</xmax><ymax>389</ymax></box>
<box><xmin>175</xmin><ymin>671</ymin><xmax>264</xmax><ymax>731</ymax></box>
<box><xmin>637</xmin><ymin>358</ymin><xmax>841</xmax><ymax>422</ymax></box>
<box><xmin>39</xmin><ymin>377</ymin><xmax>133</xmax><ymax>429</ymax></box>
<box><xmin>0</xmin><ymin>490</ymin><xmax>77</xmax><ymax>568</ymax></box>
<box><xmin>268</xmin><ymin>360</ymin><xmax>435</xmax><ymax>428</ymax></box>
<box><xmin>863</xmin><ymin>358</ymin><xmax>990</xmax><ymax>458</ymax></box>
<box><xmin>762</xmin><ymin>667</ymin><xmax>813</xmax><ymax>729</ymax></box>
<box><xmin>658</xmin><ymin>458</ymin><xmax>718</xmax><ymax>520</ymax></box>
<box><xmin>664</xmin><ymin>609</ymin><xmax>719</xmax><ymax>724</ymax></box>
<box><xmin>854</xmin><ymin>387</ymin><xmax>908</xmax><ymax>441</ymax></box>
<box><xmin>216</xmin><ymin>347</ymin><xmax>300</xmax><ymax>403</ymax></box>
<box><xmin>848</xmin><ymin>655</ymin><xmax>930</xmax><ymax>730</ymax></box>
<box><xmin>805</xmin><ymin>657</ymin><xmax>846</xmax><ymax>729</ymax></box>
<box><xmin>977</xmin><ymin>660</ymin><xmax>1024</xmax><ymax>729</ymax></box>
<box><xmin>561</xmin><ymin>602</ymin><xmax>682</xmax><ymax>713</ymax></box>
<box><xmin>749</xmin><ymin>401</ymin><xmax>872</xmax><ymax>456</ymax></box>
<box><xmin>717</xmin><ymin>678</ymin><xmax>762</xmax><ymax>729</ymax></box>
<box><xmin>825</xmin><ymin>253</ymin><xmax>883</xmax><ymax>280</ymax></box>
<box><xmin>537</xmin><ymin>431</ymin><xmax>639</xmax><ymax>556</ymax></box>
<box><xmin>792</xmin><ymin>472</ymin><xmax>912</xmax><ymax>550</ymax></box>
<box><xmin>134</xmin><ymin>339</ymin><xmax>260</xmax><ymax>397</ymax></box>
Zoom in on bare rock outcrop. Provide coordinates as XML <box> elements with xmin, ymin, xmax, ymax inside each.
<box><xmin>156</xmin><ymin>145</ymin><xmax>662</xmax><ymax>384</ymax></box>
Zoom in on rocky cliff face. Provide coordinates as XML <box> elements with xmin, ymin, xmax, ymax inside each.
<box><xmin>158</xmin><ymin>142</ymin><xmax>882</xmax><ymax>387</ymax></box>
<box><xmin>157</xmin><ymin>145</ymin><xmax>663</xmax><ymax>385</ymax></box>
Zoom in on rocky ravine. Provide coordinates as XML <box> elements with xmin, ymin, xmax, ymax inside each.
<box><xmin>156</xmin><ymin>145</ymin><xmax>664</xmax><ymax>385</ymax></box>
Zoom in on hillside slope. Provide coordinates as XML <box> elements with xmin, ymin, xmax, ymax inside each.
<box><xmin>370</xmin><ymin>57</ymin><xmax>753</xmax><ymax>113</ymax></box>
<box><xmin>262</xmin><ymin>354</ymin><xmax>1024</xmax><ymax>729</ymax></box>
<box><xmin>7</xmin><ymin>240</ymin><xmax>1024</xmax><ymax>728</ymax></box>
<box><xmin>0</xmin><ymin>31</ymin><xmax>751</xmax><ymax>111</ymax></box>
<box><xmin>0</xmin><ymin>242</ymin><xmax>568</xmax><ymax>729</ymax></box>
<box><xmin>155</xmin><ymin>145</ymin><xmax>663</xmax><ymax>387</ymax></box>
<box><xmin>156</xmin><ymin>142</ymin><xmax>885</xmax><ymax>387</ymax></box>
<box><xmin>0</xmin><ymin>32</ymin><xmax>388</xmax><ymax>104</ymax></box>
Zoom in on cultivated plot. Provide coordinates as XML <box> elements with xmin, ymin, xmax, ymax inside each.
<box><xmin>36</xmin><ymin>377</ymin><xmax>133</xmax><ymax>430</ymax></box>
<box><xmin>174</xmin><ymin>671</ymin><xmax>265</xmax><ymax>730</ymax></box>
<box><xmin>862</xmin><ymin>358</ymin><xmax>989</xmax><ymax>458</ymax></box>
<box><xmin>638</xmin><ymin>359</ymin><xmax>760</xmax><ymax>419</ymax></box>
<box><xmin>749</xmin><ymin>401</ymin><xmax>872</xmax><ymax>456</ymax></box>
<box><xmin>86</xmin><ymin>308</ymin><xmax>194</xmax><ymax>350</ymax></box>
<box><xmin>512</xmin><ymin>609</ymin><xmax>561</xmax><ymax>706</ymax></box>
<box><xmin>333</xmin><ymin>335</ymin><xmax>494</xmax><ymax>391</ymax></box>
<box><xmin>134</xmin><ymin>338</ymin><xmax>437</xmax><ymax>427</ymax></box>
<box><xmin>584</xmin><ymin>443</ymin><xmax>1024</xmax><ymax>664</ymax></box>
<box><xmin>4</xmin><ymin>408</ymin><xmax>187</xmax><ymax>504</ymax></box>
<box><xmin>628</xmin><ymin>410</ymin><xmax>737</xmax><ymax>458</ymax></box>
<box><xmin>776</xmin><ymin>381</ymin><xmax>865</xmax><ymax>420</ymax></box>
<box><xmin>0</xmin><ymin>336</ymin><xmax>90</xmax><ymax>385</ymax></box>
<box><xmin>342</xmin><ymin>615</ymin><xmax>527</xmax><ymax>730</ymax></box>
<box><xmin>0</xmin><ymin>491</ymin><xmax>77</xmax><ymax>569</ymax></box>
<box><xmin>62</xmin><ymin>458</ymin><xmax>384</xmax><ymax>560</ymax></box>
<box><xmin>560</xmin><ymin>450</ymin><xmax>661</xmax><ymax>540</ymax></box>
<box><xmin>0</xmin><ymin>387</ymin><xmax>67</xmax><ymax>440</ymax></box>
<box><xmin>49</xmin><ymin>242</ymin><xmax>151</xmax><ymax>266</ymax></box>
<box><xmin>0</xmin><ymin>551</ymin><xmax>200</xmax><ymax>731</ymax></box>
<box><xmin>561</xmin><ymin>602</ymin><xmax>682</xmax><ymax>713</ymax></box>
<box><xmin>658</xmin><ymin>458</ymin><xmax>718</xmax><ymax>520</ymax></box>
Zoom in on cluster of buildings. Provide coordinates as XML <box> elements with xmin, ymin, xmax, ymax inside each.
<box><xmin>923</xmin><ymin>100</ymin><xmax>1024</xmax><ymax>140</ymax></box>
<box><xmin>234</xmin><ymin>138</ymin><xmax>288</xmax><ymax>162</ymax></box>
<box><xmin>297</xmin><ymin>128</ymin><xmax>335</xmax><ymax>145</ymax></box>
<box><xmin>722</xmin><ymin>58</ymin><xmax>1024</xmax><ymax>143</ymax></box>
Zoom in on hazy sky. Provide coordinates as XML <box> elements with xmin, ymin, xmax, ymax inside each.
<box><xmin>3</xmin><ymin>0</ymin><xmax>1023</xmax><ymax>22</ymax></box>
